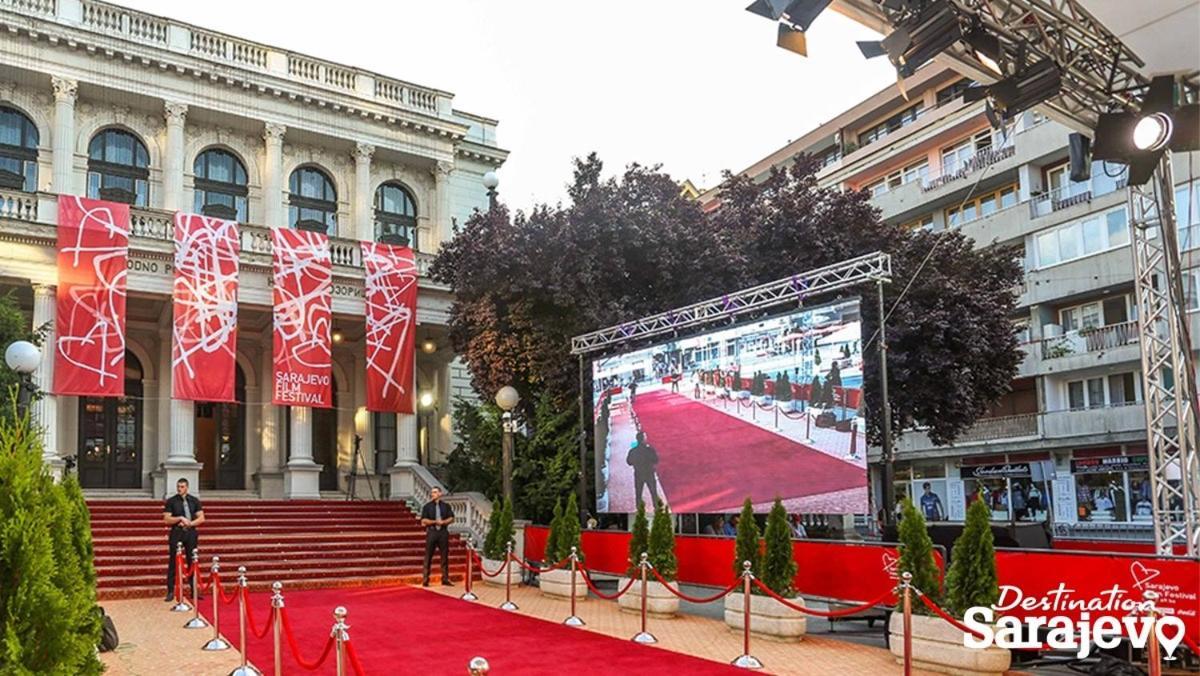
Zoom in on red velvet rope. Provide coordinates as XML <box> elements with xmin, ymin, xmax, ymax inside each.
<box><xmin>778</xmin><ymin>409</ymin><xmax>808</xmax><ymax>420</ymax></box>
<box><xmin>577</xmin><ymin>568</ymin><xmax>638</xmax><ymax>600</ymax></box>
<box><xmin>280</xmin><ymin>609</ymin><xmax>336</xmax><ymax>671</ymax></box>
<box><xmin>750</xmin><ymin>578</ymin><xmax>892</xmax><ymax>617</ymax></box>
<box><xmin>508</xmin><ymin>552</ymin><xmax>569</xmax><ymax>574</ymax></box>
<box><xmin>472</xmin><ymin>551</ymin><xmax>508</xmax><ymax>578</ymax></box>
<box><xmin>213</xmin><ymin>574</ymin><xmax>240</xmax><ymax>605</ymax></box>
<box><xmin>650</xmin><ymin>567</ymin><xmax>741</xmax><ymax>603</ymax></box>
<box><xmin>345</xmin><ymin>641</ymin><xmax>367</xmax><ymax>676</ymax></box>
<box><xmin>242</xmin><ymin>587</ymin><xmax>274</xmax><ymax>640</ymax></box>
<box><xmin>914</xmin><ymin>591</ymin><xmax>1050</xmax><ymax>652</ymax></box>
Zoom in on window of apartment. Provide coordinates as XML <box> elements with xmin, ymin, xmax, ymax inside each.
<box><xmin>1184</xmin><ymin>268</ymin><xmax>1200</xmax><ymax>311</ymax></box>
<box><xmin>865</xmin><ymin>159</ymin><xmax>929</xmax><ymax>197</ymax></box>
<box><xmin>1060</xmin><ymin>301</ymin><xmax>1102</xmax><ymax>332</ymax></box>
<box><xmin>1108</xmin><ymin>372</ymin><xmax>1139</xmax><ymax>405</ymax></box>
<box><xmin>902</xmin><ymin>214</ymin><xmax>935</xmax><ymax>231</ymax></box>
<box><xmin>946</xmin><ymin>184</ymin><xmax>1017</xmax><ymax>226</ymax></box>
<box><xmin>858</xmin><ymin>102</ymin><xmax>925</xmax><ymax>147</ymax></box>
<box><xmin>193</xmin><ymin>148</ymin><xmax>248</xmax><ymax>221</ymax></box>
<box><xmin>1067</xmin><ymin>377</ymin><xmax>1106</xmax><ymax>409</ymax></box>
<box><xmin>814</xmin><ymin>145</ymin><xmax>841</xmax><ymax>169</ymax></box>
<box><xmin>940</xmin><ymin>130</ymin><xmax>994</xmax><ymax>175</ymax></box>
<box><xmin>0</xmin><ymin>106</ymin><xmax>38</xmax><ymax>191</ymax></box>
<box><xmin>1044</xmin><ymin>160</ymin><xmax>1128</xmax><ymax>202</ymax></box>
<box><xmin>375</xmin><ymin>182</ymin><xmax>418</xmax><ymax>247</ymax></box>
<box><xmin>288</xmin><ymin>165</ymin><xmax>337</xmax><ymax>233</ymax></box>
<box><xmin>1176</xmin><ymin>180</ymin><xmax>1200</xmax><ymax>251</ymax></box>
<box><xmin>87</xmin><ymin>128</ymin><xmax>149</xmax><ymax>206</ymax></box>
<box><xmin>1033</xmin><ymin>206</ymin><xmax>1129</xmax><ymax>268</ymax></box>
<box><xmin>936</xmin><ymin>78</ymin><xmax>973</xmax><ymax>107</ymax></box>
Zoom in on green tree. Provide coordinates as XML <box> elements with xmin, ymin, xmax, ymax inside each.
<box><xmin>897</xmin><ymin>498</ymin><xmax>941</xmax><ymax>615</ymax></box>
<box><xmin>759</xmin><ymin>498</ymin><xmax>797</xmax><ymax>597</ymax></box>
<box><xmin>555</xmin><ymin>493</ymin><xmax>584</xmax><ymax>563</ymax></box>
<box><xmin>647</xmin><ymin>501</ymin><xmax>678</xmax><ymax>581</ymax></box>
<box><xmin>775</xmin><ymin>372</ymin><xmax>791</xmax><ymax>404</ymax></box>
<box><xmin>482</xmin><ymin>497</ymin><xmax>514</xmax><ymax>561</ymax></box>
<box><xmin>945</xmin><ymin>497</ymin><xmax>999</xmax><ymax>617</ymax></box>
<box><xmin>544</xmin><ymin>498</ymin><xmax>564</xmax><ymax>564</ymax></box>
<box><xmin>482</xmin><ymin>500</ymin><xmax>502</xmax><ymax>559</ymax></box>
<box><xmin>732</xmin><ymin>497</ymin><xmax>760</xmax><ymax>580</ymax></box>
<box><xmin>626</xmin><ymin>500</ymin><xmax>649</xmax><ymax>577</ymax></box>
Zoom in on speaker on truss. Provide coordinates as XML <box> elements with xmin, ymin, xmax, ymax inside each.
<box><xmin>1068</xmin><ymin>132</ymin><xmax>1092</xmax><ymax>183</ymax></box>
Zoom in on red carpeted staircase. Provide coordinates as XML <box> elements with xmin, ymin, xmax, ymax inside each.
<box><xmin>88</xmin><ymin>499</ymin><xmax>468</xmax><ymax>599</ymax></box>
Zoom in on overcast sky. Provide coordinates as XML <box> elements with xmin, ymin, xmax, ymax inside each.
<box><xmin>120</xmin><ymin>1</ymin><xmax>896</xmax><ymax>212</ymax></box>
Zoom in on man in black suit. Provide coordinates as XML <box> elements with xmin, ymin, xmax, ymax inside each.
<box><xmin>421</xmin><ymin>487</ymin><xmax>455</xmax><ymax>587</ymax></box>
<box><xmin>626</xmin><ymin>431</ymin><xmax>660</xmax><ymax>509</ymax></box>
<box><xmin>162</xmin><ymin>478</ymin><xmax>205</xmax><ymax>601</ymax></box>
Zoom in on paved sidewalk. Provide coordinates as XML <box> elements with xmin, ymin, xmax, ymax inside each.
<box><xmin>98</xmin><ymin>597</ymin><xmax>244</xmax><ymax>675</ymax></box>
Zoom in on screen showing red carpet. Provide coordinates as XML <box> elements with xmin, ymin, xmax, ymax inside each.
<box><xmin>592</xmin><ymin>299</ymin><xmax>867</xmax><ymax>514</ymax></box>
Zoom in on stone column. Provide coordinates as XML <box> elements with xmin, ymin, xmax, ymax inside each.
<box><xmin>263</xmin><ymin>122</ymin><xmax>286</xmax><ymax>228</ymax></box>
<box><xmin>163</xmin><ymin>398</ymin><xmax>201</xmax><ymax>497</ymax></box>
<box><xmin>162</xmin><ymin>102</ymin><xmax>188</xmax><ymax>211</ymax></box>
<box><xmin>431</xmin><ymin>160</ymin><xmax>453</xmax><ymax>250</ymax></box>
<box><xmin>31</xmin><ymin>284</ymin><xmax>61</xmax><ymax>472</ymax></box>
<box><xmin>389</xmin><ymin>368</ymin><xmax>420</xmax><ymax>499</ymax></box>
<box><xmin>284</xmin><ymin>406</ymin><xmax>321</xmax><ymax>499</ymax></box>
<box><xmin>243</xmin><ymin>382</ymin><xmax>261</xmax><ymax>493</ymax></box>
<box><xmin>50</xmin><ymin>76</ymin><xmax>77</xmax><ymax>194</ymax></box>
<box><xmin>353</xmin><ymin>142</ymin><xmax>374</xmax><ymax>242</ymax></box>
<box><xmin>257</xmin><ymin>334</ymin><xmax>283</xmax><ymax>498</ymax></box>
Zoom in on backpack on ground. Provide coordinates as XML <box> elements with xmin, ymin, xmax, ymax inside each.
<box><xmin>98</xmin><ymin>606</ymin><xmax>119</xmax><ymax>652</ymax></box>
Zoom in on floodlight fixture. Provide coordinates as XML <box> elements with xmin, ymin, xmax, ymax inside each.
<box><xmin>857</xmin><ymin>1</ymin><xmax>961</xmax><ymax>78</ymax></box>
<box><xmin>1093</xmin><ymin>75</ymin><xmax>1200</xmax><ymax>185</ymax></box>
<box><xmin>962</xmin><ymin>57</ymin><xmax>1062</xmax><ymax>127</ymax></box>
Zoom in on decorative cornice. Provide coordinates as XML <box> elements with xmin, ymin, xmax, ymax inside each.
<box><xmin>50</xmin><ymin>75</ymin><xmax>77</xmax><ymax>103</ymax></box>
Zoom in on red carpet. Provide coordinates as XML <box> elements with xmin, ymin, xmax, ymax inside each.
<box><xmin>632</xmin><ymin>390</ymin><xmax>866</xmax><ymax>512</ymax></box>
<box><xmin>202</xmin><ymin>585</ymin><xmax>741</xmax><ymax>675</ymax></box>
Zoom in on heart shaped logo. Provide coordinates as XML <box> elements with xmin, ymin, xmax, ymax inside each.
<box><xmin>1130</xmin><ymin>561</ymin><xmax>1160</xmax><ymax>589</ymax></box>
<box><xmin>882</xmin><ymin>552</ymin><xmax>899</xmax><ymax>579</ymax></box>
<box><xmin>1155</xmin><ymin>616</ymin><xmax>1186</xmax><ymax>658</ymax></box>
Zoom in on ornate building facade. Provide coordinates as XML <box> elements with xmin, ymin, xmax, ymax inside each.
<box><xmin>0</xmin><ymin>0</ymin><xmax>506</xmax><ymax>498</ymax></box>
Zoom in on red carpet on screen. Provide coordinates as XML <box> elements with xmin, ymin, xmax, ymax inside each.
<box><xmin>632</xmin><ymin>390</ymin><xmax>865</xmax><ymax>512</ymax></box>
<box><xmin>202</xmin><ymin>584</ymin><xmax>741</xmax><ymax>675</ymax></box>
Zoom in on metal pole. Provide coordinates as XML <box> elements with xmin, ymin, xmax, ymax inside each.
<box><xmin>332</xmin><ymin>606</ymin><xmax>349</xmax><ymax>676</ymax></box>
<box><xmin>564</xmin><ymin>546</ymin><xmax>584</xmax><ymax>627</ymax></box>
<box><xmin>631</xmin><ymin>553</ymin><xmax>656</xmax><ymax>643</ymax></box>
<box><xmin>469</xmin><ymin>656</ymin><xmax>490</xmax><ymax>675</ymax></box>
<box><xmin>501</xmin><ymin>411</ymin><xmax>513</xmax><ymax>507</ymax></box>
<box><xmin>171</xmin><ymin>542</ymin><xmax>190</xmax><ymax>612</ymax></box>
<box><xmin>271</xmin><ymin>583</ymin><xmax>284</xmax><ymax>676</ymax></box>
<box><xmin>185</xmin><ymin>547</ymin><xmax>208</xmax><ymax>628</ymax></box>
<box><xmin>878</xmin><ymin>280</ymin><xmax>897</xmax><ymax>527</ymax></box>
<box><xmin>902</xmin><ymin>571</ymin><xmax>913</xmax><ymax>676</ymax></box>
<box><xmin>228</xmin><ymin>566</ymin><xmax>262</xmax><ymax>676</ymax></box>
<box><xmin>1145</xmin><ymin>591</ymin><xmax>1161</xmax><ymax>676</ymax></box>
<box><xmin>731</xmin><ymin>560</ymin><xmax>763</xmax><ymax>669</ymax></box>
<box><xmin>500</xmin><ymin>541</ymin><xmax>518</xmax><ymax>611</ymax></box>
<box><xmin>461</xmin><ymin>539</ymin><xmax>479</xmax><ymax>602</ymax></box>
<box><xmin>203</xmin><ymin>557</ymin><xmax>230</xmax><ymax>651</ymax></box>
<box><xmin>577</xmin><ymin>354</ymin><xmax>590</xmax><ymax>518</ymax></box>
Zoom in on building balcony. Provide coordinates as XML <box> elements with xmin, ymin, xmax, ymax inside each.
<box><xmin>1039</xmin><ymin>320</ymin><xmax>1139</xmax><ymax>362</ymax></box>
<box><xmin>1028</xmin><ymin>180</ymin><xmax>1128</xmax><ymax>222</ymax></box>
<box><xmin>1041</xmin><ymin>401</ymin><xmax>1144</xmax><ymax>438</ymax></box>
<box><xmin>1022</xmin><ymin>246</ymin><xmax>1134</xmax><ymax>307</ymax></box>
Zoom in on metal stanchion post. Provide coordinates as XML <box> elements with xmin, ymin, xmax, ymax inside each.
<box><xmin>500</xmin><ymin>541</ymin><xmax>518</xmax><ymax>611</ymax></box>
<box><xmin>902</xmin><ymin>572</ymin><xmax>913</xmax><ymax>676</ymax></box>
<box><xmin>228</xmin><ymin>566</ymin><xmax>262</xmax><ymax>676</ymax></box>
<box><xmin>1145</xmin><ymin>590</ymin><xmax>1162</xmax><ymax>676</ymax></box>
<box><xmin>631</xmin><ymin>553</ymin><xmax>656</xmax><ymax>644</ymax></box>
<box><xmin>774</xmin><ymin>405</ymin><xmax>778</xmax><ymax>429</ymax></box>
<box><xmin>185</xmin><ymin>547</ymin><xmax>209</xmax><ymax>628</ymax></box>
<box><xmin>468</xmin><ymin>656</ymin><xmax>490</xmax><ymax>675</ymax></box>
<box><xmin>804</xmin><ymin>409</ymin><xmax>812</xmax><ymax>442</ymax></box>
<box><xmin>731</xmin><ymin>560</ymin><xmax>763</xmax><ymax>669</ymax></box>
<box><xmin>203</xmin><ymin>556</ymin><xmax>230</xmax><ymax>651</ymax></box>
<box><xmin>171</xmin><ymin>542</ymin><xmax>191</xmax><ymax>612</ymax></box>
<box><xmin>564</xmin><ymin>546</ymin><xmax>585</xmax><ymax>627</ymax></box>
<box><xmin>332</xmin><ymin>606</ymin><xmax>349</xmax><ymax>676</ymax></box>
<box><xmin>461</xmin><ymin>539</ymin><xmax>478</xmax><ymax>602</ymax></box>
<box><xmin>271</xmin><ymin>582</ymin><xmax>284</xmax><ymax>676</ymax></box>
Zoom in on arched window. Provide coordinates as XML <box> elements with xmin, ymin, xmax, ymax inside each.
<box><xmin>288</xmin><ymin>166</ymin><xmax>337</xmax><ymax>233</ymax></box>
<box><xmin>374</xmin><ymin>182</ymin><xmax>418</xmax><ymax>248</ymax></box>
<box><xmin>193</xmin><ymin>148</ymin><xmax>248</xmax><ymax>221</ymax></box>
<box><xmin>0</xmin><ymin>106</ymin><xmax>38</xmax><ymax>191</ymax></box>
<box><xmin>87</xmin><ymin>129</ymin><xmax>149</xmax><ymax>206</ymax></box>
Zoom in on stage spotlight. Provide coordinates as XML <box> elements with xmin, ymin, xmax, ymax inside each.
<box><xmin>746</xmin><ymin>0</ymin><xmax>830</xmax><ymax>29</ymax></box>
<box><xmin>962</xmin><ymin>57</ymin><xmax>1061</xmax><ymax>127</ymax></box>
<box><xmin>962</xmin><ymin>21</ymin><xmax>1003</xmax><ymax>75</ymax></box>
<box><xmin>1093</xmin><ymin>75</ymin><xmax>1200</xmax><ymax>186</ymax></box>
<box><xmin>777</xmin><ymin>23</ymin><xmax>808</xmax><ymax>56</ymax></box>
<box><xmin>1133</xmin><ymin>113</ymin><xmax>1172</xmax><ymax>152</ymax></box>
<box><xmin>857</xmin><ymin>1</ymin><xmax>961</xmax><ymax>78</ymax></box>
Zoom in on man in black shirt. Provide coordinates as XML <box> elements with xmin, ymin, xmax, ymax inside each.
<box><xmin>420</xmin><ymin>487</ymin><xmax>455</xmax><ymax>587</ymax></box>
<box><xmin>162</xmin><ymin>478</ymin><xmax>205</xmax><ymax>601</ymax></box>
<box><xmin>626</xmin><ymin>430</ymin><xmax>660</xmax><ymax>509</ymax></box>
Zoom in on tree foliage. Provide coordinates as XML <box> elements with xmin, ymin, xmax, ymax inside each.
<box><xmin>626</xmin><ymin>500</ymin><xmax>649</xmax><ymax>578</ymax></box>
<box><xmin>897</xmin><ymin>498</ymin><xmax>941</xmax><ymax>615</ymax></box>
<box><xmin>760</xmin><ymin>498</ymin><xmax>797</xmax><ymax>597</ymax></box>
<box><xmin>732</xmin><ymin>498</ymin><xmax>760</xmax><ymax>581</ymax></box>
<box><xmin>647</xmin><ymin>501</ymin><xmax>678</xmax><ymax>581</ymax></box>
<box><xmin>945</xmin><ymin>496</ymin><xmax>999</xmax><ymax>618</ymax></box>
<box><xmin>544</xmin><ymin>499</ymin><xmax>563</xmax><ymax>564</ymax></box>
<box><xmin>482</xmin><ymin>497</ymin><xmax>514</xmax><ymax>561</ymax></box>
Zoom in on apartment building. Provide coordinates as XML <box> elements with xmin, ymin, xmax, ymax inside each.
<box><xmin>0</xmin><ymin>0</ymin><xmax>506</xmax><ymax>498</ymax></box>
<box><xmin>702</xmin><ymin>65</ymin><xmax>1200</xmax><ymax>547</ymax></box>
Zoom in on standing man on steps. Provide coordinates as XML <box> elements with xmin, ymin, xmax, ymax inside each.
<box><xmin>420</xmin><ymin>487</ymin><xmax>455</xmax><ymax>587</ymax></box>
<box><xmin>163</xmin><ymin>478</ymin><xmax>205</xmax><ymax>601</ymax></box>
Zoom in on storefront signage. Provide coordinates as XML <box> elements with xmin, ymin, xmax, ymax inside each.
<box><xmin>1070</xmin><ymin>455</ymin><xmax>1149</xmax><ymax>475</ymax></box>
<box><xmin>967</xmin><ymin>463</ymin><xmax>1031</xmax><ymax>479</ymax></box>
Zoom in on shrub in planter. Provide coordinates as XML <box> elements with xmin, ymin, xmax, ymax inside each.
<box><xmin>775</xmin><ymin>372</ymin><xmax>794</xmax><ymax>412</ymax></box>
<box><xmin>896</xmin><ymin>498</ymin><xmax>941</xmax><ymax>613</ymax></box>
<box><xmin>731</xmin><ymin>497</ymin><xmax>759</xmax><ymax>579</ymax></box>
<box><xmin>481</xmin><ymin>498</ymin><xmax>519</xmax><ymax>587</ymax></box>
<box><xmin>540</xmin><ymin>494</ymin><xmax>586</xmax><ymax>600</ymax></box>
<box><xmin>544</xmin><ymin>499</ymin><xmax>564</xmax><ymax>564</ymax></box>
<box><xmin>620</xmin><ymin>500</ymin><xmax>679</xmax><ymax>616</ymax></box>
<box><xmin>725</xmin><ymin>497</ymin><xmax>805</xmax><ymax>640</ymax></box>
<box><xmin>626</xmin><ymin>500</ymin><xmax>649</xmax><ymax>578</ymax></box>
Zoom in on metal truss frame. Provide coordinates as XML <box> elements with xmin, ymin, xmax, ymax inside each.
<box><xmin>570</xmin><ymin>252</ymin><xmax>891</xmax><ymax>356</ymax></box>
<box><xmin>1129</xmin><ymin>152</ymin><xmax>1200</xmax><ymax>557</ymax></box>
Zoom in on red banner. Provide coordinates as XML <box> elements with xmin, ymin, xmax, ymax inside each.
<box><xmin>360</xmin><ymin>242</ymin><xmax>418</xmax><ymax>413</ymax></box>
<box><xmin>271</xmin><ymin>228</ymin><xmax>332</xmax><ymax>408</ymax></box>
<box><xmin>53</xmin><ymin>195</ymin><xmax>130</xmax><ymax>397</ymax></box>
<box><xmin>172</xmin><ymin>213</ymin><xmax>240</xmax><ymax>402</ymax></box>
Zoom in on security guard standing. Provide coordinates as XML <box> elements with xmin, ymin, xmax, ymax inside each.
<box><xmin>421</xmin><ymin>487</ymin><xmax>455</xmax><ymax>587</ymax></box>
<box><xmin>163</xmin><ymin>477</ymin><xmax>205</xmax><ymax>601</ymax></box>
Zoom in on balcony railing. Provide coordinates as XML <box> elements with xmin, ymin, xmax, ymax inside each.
<box><xmin>954</xmin><ymin>412</ymin><xmax>1039</xmax><ymax>442</ymax></box>
<box><xmin>920</xmin><ymin>144</ymin><xmax>1016</xmax><ymax>193</ymax></box>
<box><xmin>1029</xmin><ymin>178</ymin><xmax>1128</xmax><ymax>219</ymax></box>
<box><xmin>1040</xmin><ymin>321</ymin><xmax>1139</xmax><ymax>359</ymax></box>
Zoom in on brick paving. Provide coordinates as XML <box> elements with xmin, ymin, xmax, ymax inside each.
<box><xmin>98</xmin><ymin>597</ymin><xmax>243</xmax><ymax>675</ymax></box>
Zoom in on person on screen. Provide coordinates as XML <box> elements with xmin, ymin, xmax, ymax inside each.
<box><xmin>724</xmin><ymin>515</ymin><xmax>738</xmax><ymax>536</ymax></box>
<box><xmin>628</xmin><ymin>378</ymin><xmax>638</xmax><ymax>404</ymax></box>
<box><xmin>626</xmin><ymin>430</ymin><xmax>659</xmax><ymax>508</ymax></box>
<box><xmin>790</xmin><ymin>515</ymin><xmax>807</xmax><ymax>538</ymax></box>
<box><xmin>919</xmin><ymin>482</ymin><xmax>944</xmax><ymax>521</ymax></box>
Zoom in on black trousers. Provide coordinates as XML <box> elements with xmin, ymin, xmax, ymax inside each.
<box><xmin>634</xmin><ymin>473</ymin><xmax>659</xmax><ymax>509</ymax></box>
<box><xmin>423</xmin><ymin>527</ymin><xmax>450</xmax><ymax>582</ymax></box>
<box><xmin>166</xmin><ymin>527</ymin><xmax>199</xmax><ymax>594</ymax></box>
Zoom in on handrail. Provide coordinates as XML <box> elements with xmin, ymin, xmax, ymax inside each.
<box><xmin>1040</xmin><ymin>320</ymin><xmax>1139</xmax><ymax>359</ymax></box>
<box><xmin>409</xmin><ymin>463</ymin><xmax>492</xmax><ymax>546</ymax></box>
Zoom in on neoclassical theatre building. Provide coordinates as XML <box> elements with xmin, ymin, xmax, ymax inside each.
<box><xmin>0</xmin><ymin>0</ymin><xmax>506</xmax><ymax>498</ymax></box>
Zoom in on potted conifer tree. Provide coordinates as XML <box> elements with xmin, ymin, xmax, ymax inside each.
<box><xmin>724</xmin><ymin>498</ymin><xmax>805</xmax><ymax>640</ymax></box>
<box><xmin>481</xmin><ymin>497</ymin><xmax>519</xmax><ymax>587</ymax></box>
<box><xmin>776</xmin><ymin>372</ymin><xmax>795</xmax><ymax>413</ymax></box>
<box><xmin>540</xmin><ymin>493</ymin><xmax>586</xmax><ymax>600</ymax></box>
<box><xmin>890</xmin><ymin>497</ymin><xmax>1012</xmax><ymax>675</ymax></box>
<box><xmin>619</xmin><ymin>501</ymin><xmax>680</xmax><ymax>616</ymax></box>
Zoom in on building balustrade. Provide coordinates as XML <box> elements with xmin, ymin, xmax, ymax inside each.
<box><xmin>1029</xmin><ymin>178</ymin><xmax>1128</xmax><ymax>219</ymax></box>
<box><xmin>953</xmin><ymin>412</ymin><xmax>1040</xmax><ymax>442</ymax></box>
<box><xmin>920</xmin><ymin>144</ymin><xmax>1016</xmax><ymax>192</ymax></box>
<box><xmin>1040</xmin><ymin>320</ymin><xmax>1139</xmax><ymax>359</ymax></box>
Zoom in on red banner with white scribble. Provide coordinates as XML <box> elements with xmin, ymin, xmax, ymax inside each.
<box><xmin>361</xmin><ymin>242</ymin><xmax>418</xmax><ymax>413</ymax></box>
<box><xmin>172</xmin><ymin>213</ymin><xmax>240</xmax><ymax>403</ymax></box>
<box><xmin>272</xmin><ymin>228</ymin><xmax>332</xmax><ymax>408</ymax></box>
<box><xmin>53</xmin><ymin>195</ymin><xmax>130</xmax><ymax>397</ymax></box>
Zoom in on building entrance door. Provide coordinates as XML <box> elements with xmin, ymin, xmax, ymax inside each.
<box><xmin>195</xmin><ymin>366</ymin><xmax>247</xmax><ymax>490</ymax></box>
<box><xmin>312</xmin><ymin>379</ymin><xmax>338</xmax><ymax>491</ymax></box>
<box><xmin>78</xmin><ymin>352</ymin><xmax>143</xmax><ymax>489</ymax></box>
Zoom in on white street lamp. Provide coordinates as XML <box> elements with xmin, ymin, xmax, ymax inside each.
<box><xmin>495</xmin><ymin>385</ymin><xmax>520</xmax><ymax>505</ymax></box>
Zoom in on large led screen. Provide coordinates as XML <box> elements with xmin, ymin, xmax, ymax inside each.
<box><xmin>592</xmin><ymin>298</ymin><xmax>868</xmax><ymax>514</ymax></box>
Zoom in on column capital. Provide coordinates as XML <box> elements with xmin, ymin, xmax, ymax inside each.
<box><xmin>263</xmin><ymin>122</ymin><xmax>287</xmax><ymax>143</ymax></box>
<box><xmin>163</xmin><ymin>101</ymin><xmax>188</xmax><ymax>125</ymax></box>
<box><xmin>354</xmin><ymin>142</ymin><xmax>375</xmax><ymax>163</ymax></box>
<box><xmin>51</xmin><ymin>75</ymin><xmax>77</xmax><ymax>103</ymax></box>
<box><xmin>32</xmin><ymin>283</ymin><xmax>56</xmax><ymax>299</ymax></box>
<box><xmin>433</xmin><ymin>160</ymin><xmax>453</xmax><ymax>178</ymax></box>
